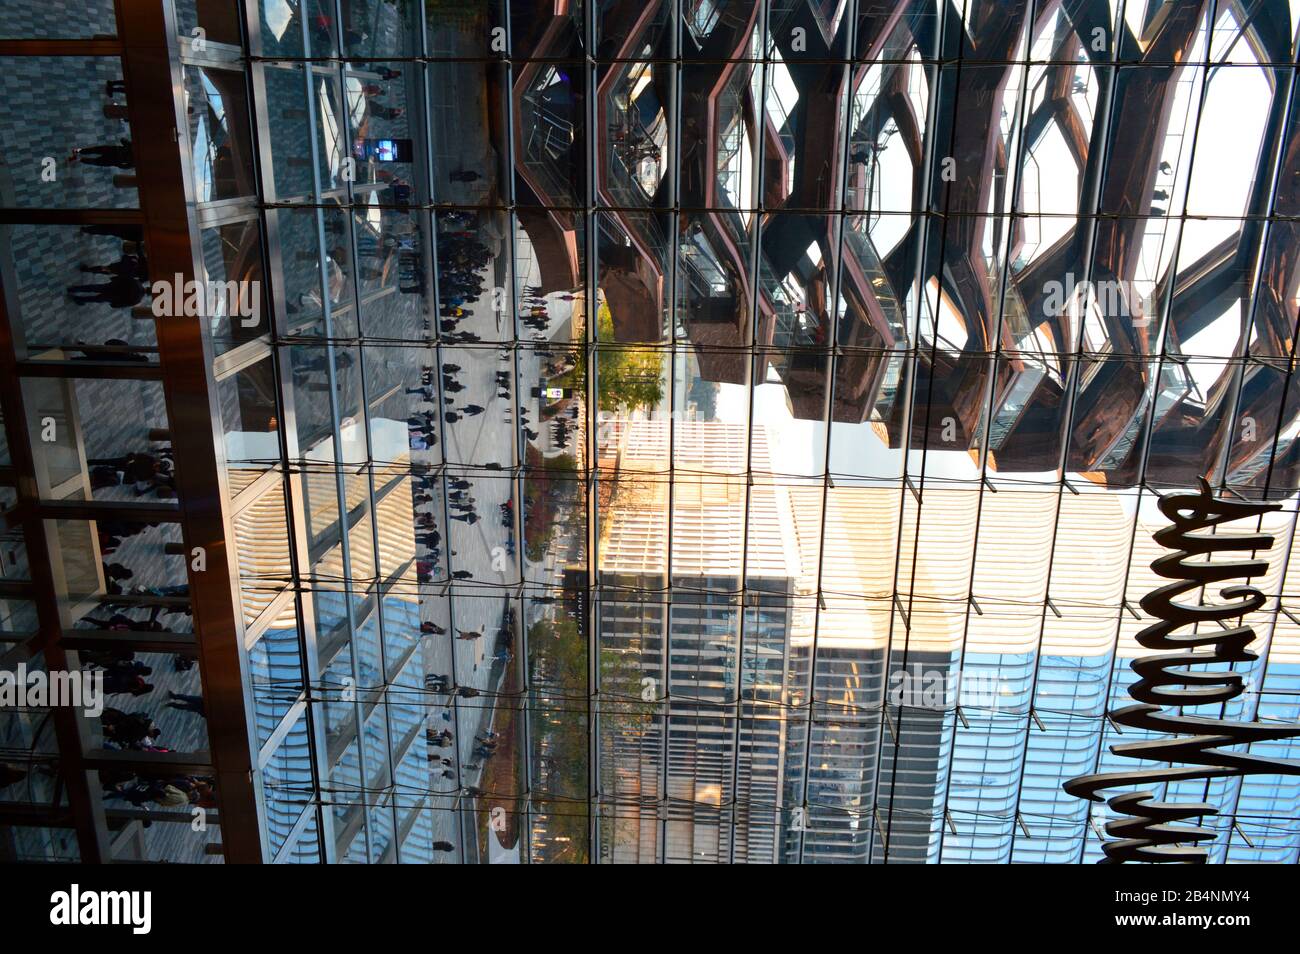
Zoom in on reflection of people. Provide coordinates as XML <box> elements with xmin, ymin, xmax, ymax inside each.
<box><xmin>101</xmin><ymin>708</ymin><xmax>160</xmax><ymax>748</ymax></box>
<box><xmin>153</xmin><ymin>784</ymin><xmax>190</xmax><ymax>808</ymax></box>
<box><xmin>81</xmin><ymin>223</ymin><xmax>142</xmax><ymax>242</ymax></box>
<box><xmin>67</xmin><ymin>274</ymin><xmax>145</xmax><ymax>308</ymax></box>
<box><xmin>103</xmin><ymin>670</ymin><xmax>152</xmax><ymax>696</ymax></box>
<box><xmin>165</xmin><ymin>691</ymin><xmax>205</xmax><ymax>715</ymax></box>
<box><xmin>80</xmin><ymin>254</ymin><xmax>144</xmax><ymax>279</ymax></box>
<box><xmin>69</xmin><ymin>139</ymin><xmax>135</xmax><ymax>168</ymax></box>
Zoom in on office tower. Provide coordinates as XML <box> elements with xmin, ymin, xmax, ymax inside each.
<box><xmin>2</xmin><ymin>0</ymin><xmax>1300</xmax><ymax>867</ymax></box>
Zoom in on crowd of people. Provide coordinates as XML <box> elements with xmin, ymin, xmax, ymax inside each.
<box><xmin>101</xmin><ymin>768</ymin><xmax>215</xmax><ymax>815</ymax></box>
<box><xmin>84</xmin><ymin>642</ymin><xmax>204</xmax><ymax>753</ymax></box>
<box><xmin>519</xmin><ymin>288</ymin><xmax>553</xmax><ymax>342</ymax></box>
<box><xmin>89</xmin><ymin>448</ymin><xmax>174</xmax><ymax>498</ymax></box>
<box><xmin>434</xmin><ymin>226</ymin><xmax>490</xmax><ymax>346</ymax></box>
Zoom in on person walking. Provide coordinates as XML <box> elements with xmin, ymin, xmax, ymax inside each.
<box><xmin>67</xmin><ymin>273</ymin><xmax>145</xmax><ymax>308</ymax></box>
<box><xmin>165</xmin><ymin>691</ymin><xmax>205</xmax><ymax>715</ymax></box>
<box><xmin>70</xmin><ymin>138</ymin><xmax>135</xmax><ymax>168</ymax></box>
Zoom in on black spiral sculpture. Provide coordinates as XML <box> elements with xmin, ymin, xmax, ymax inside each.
<box><xmin>1065</xmin><ymin>479</ymin><xmax>1300</xmax><ymax>862</ymax></box>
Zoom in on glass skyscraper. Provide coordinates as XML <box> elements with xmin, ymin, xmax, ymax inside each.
<box><xmin>1</xmin><ymin>0</ymin><xmax>1299</xmax><ymax>865</ymax></box>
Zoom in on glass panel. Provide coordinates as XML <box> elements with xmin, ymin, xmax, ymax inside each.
<box><xmin>185</xmin><ymin>64</ymin><xmax>258</xmax><ymax>203</ymax></box>
<box><xmin>217</xmin><ymin>355</ymin><xmax>281</xmax><ymax>492</ymax></box>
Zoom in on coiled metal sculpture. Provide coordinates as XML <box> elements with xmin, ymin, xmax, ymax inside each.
<box><xmin>1065</xmin><ymin>479</ymin><xmax>1300</xmax><ymax>862</ymax></box>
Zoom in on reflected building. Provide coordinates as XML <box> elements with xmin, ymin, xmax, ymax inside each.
<box><xmin>592</xmin><ymin>419</ymin><xmax>956</xmax><ymax>862</ymax></box>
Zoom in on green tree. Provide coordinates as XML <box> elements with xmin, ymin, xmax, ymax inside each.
<box><xmin>596</xmin><ymin>303</ymin><xmax>665</xmax><ymax>413</ymax></box>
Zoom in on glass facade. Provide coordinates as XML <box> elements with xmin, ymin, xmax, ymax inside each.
<box><xmin>1</xmin><ymin>0</ymin><xmax>1299</xmax><ymax>865</ymax></box>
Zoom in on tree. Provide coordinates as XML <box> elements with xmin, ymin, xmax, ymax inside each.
<box><xmin>595</xmin><ymin>302</ymin><xmax>664</xmax><ymax>413</ymax></box>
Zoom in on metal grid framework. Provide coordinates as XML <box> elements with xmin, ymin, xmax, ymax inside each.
<box><xmin>233</xmin><ymin>0</ymin><xmax>1300</xmax><ymax>864</ymax></box>
<box><xmin>4</xmin><ymin>0</ymin><xmax>1300</xmax><ymax>864</ymax></box>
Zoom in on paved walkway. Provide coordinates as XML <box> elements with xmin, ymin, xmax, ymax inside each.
<box><xmin>418</xmin><ymin>199</ymin><xmax>581</xmax><ymax>862</ymax></box>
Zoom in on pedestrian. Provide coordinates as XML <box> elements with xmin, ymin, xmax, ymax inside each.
<box><xmin>103</xmin><ymin>671</ymin><xmax>152</xmax><ymax>696</ymax></box>
<box><xmin>70</xmin><ymin>138</ymin><xmax>134</xmax><ymax>168</ymax></box>
<box><xmin>80</xmin><ymin>254</ymin><xmax>144</xmax><ymax>279</ymax></box>
<box><xmin>163</xmin><ymin>691</ymin><xmax>204</xmax><ymax>715</ymax></box>
<box><xmin>67</xmin><ymin>274</ymin><xmax>145</xmax><ymax>308</ymax></box>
